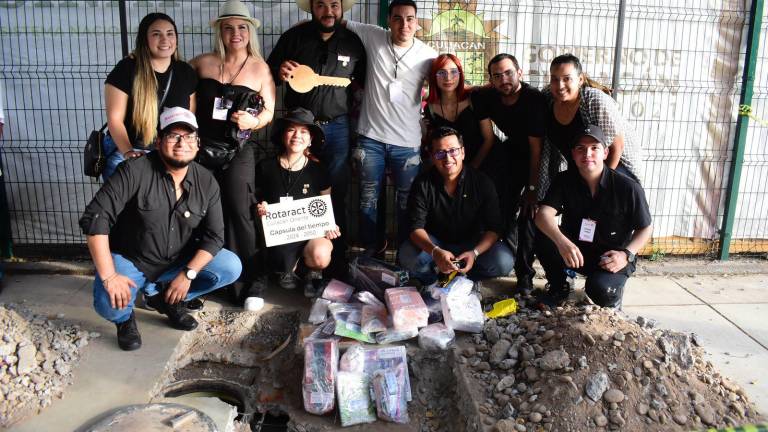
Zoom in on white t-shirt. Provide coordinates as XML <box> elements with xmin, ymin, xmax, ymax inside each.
<box><xmin>347</xmin><ymin>20</ymin><xmax>437</xmax><ymax>148</ymax></box>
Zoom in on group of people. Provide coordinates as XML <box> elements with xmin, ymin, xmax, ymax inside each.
<box><xmin>80</xmin><ymin>0</ymin><xmax>653</xmax><ymax>351</ymax></box>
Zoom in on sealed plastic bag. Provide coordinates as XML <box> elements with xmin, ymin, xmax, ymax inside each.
<box><xmin>340</xmin><ymin>343</ymin><xmax>366</xmax><ymax>373</ymax></box>
<box><xmin>375</xmin><ymin>326</ymin><xmax>419</xmax><ymax>344</ymax></box>
<box><xmin>355</xmin><ymin>290</ymin><xmax>386</xmax><ymax>309</ymax></box>
<box><xmin>385</xmin><ymin>287</ymin><xmax>429</xmax><ymax>330</ymax></box>
<box><xmin>321</xmin><ymin>279</ymin><xmax>355</xmax><ymax>303</ymax></box>
<box><xmin>371</xmin><ymin>365</ymin><xmax>410</xmax><ymax>423</ymax></box>
<box><xmin>337</xmin><ymin>371</ymin><xmax>377</xmax><ymax>426</ymax></box>
<box><xmin>329</xmin><ymin>303</ymin><xmax>375</xmax><ymax>343</ymax></box>
<box><xmin>303</xmin><ymin>339</ymin><xmax>338</xmax><ymax>415</ymax></box>
<box><xmin>349</xmin><ymin>256</ymin><xmax>409</xmax><ymax>300</ymax></box>
<box><xmin>362</xmin><ymin>346</ymin><xmax>412</xmax><ymax>401</ymax></box>
<box><xmin>418</xmin><ymin>323</ymin><xmax>456</xmax><ymax>350</ymax></box>
<box><xmin>308</xmin><ymin>298</ymin><xmax>332</xmax><ymax>324</ymax></box>
<box><xmin>361</xmin><ymin>304</ymin><xmax>388</xmax><ymax>334</ymax></box>
<box><xmin>441</xmin><ymin>291</ymin><xmax>484</xmax><ymax>333</ymax></box>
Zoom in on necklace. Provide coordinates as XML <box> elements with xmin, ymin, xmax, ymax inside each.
<box><xmin>280</xmin><ymin>154</ymin><xmax>305</xmax><ymax>171</ymax></box>
<box><xmin>220</xmin><ymin>53</ymin><xmax>250</xmax><ymax>84</ymax></box>
<box><xmin>440</xmin><ymin>96</ymin><xmax>458</xmax><ymax>122</ymax></box>
<box><xmin>280</xmin><ymin>156</ymin><xmax>308</xmax><ymax>196</ymax></box>
<box><xmin>389</xmin><ymin>39</ymin><xmax>415</xmax><ymax>79</ymax></box>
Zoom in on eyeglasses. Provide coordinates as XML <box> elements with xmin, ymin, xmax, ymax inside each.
<box><xmin>490</xmin><ymin>69</ymin><xmax>516</xmax><ymax>80</ymax></box>
<box><xmin>436</xmin><ymin>68</ymin><xmax>460</xmax><ymax>80</ymax></box>
<box><xmin>432</xmin><ymin>147</ymin><xmax>463</xmax><ymax>160</ymax></box>
<box><xmin>164</xmin><ymin>132</ymin><xmax>199</xmax><ymax>144</ymax></box>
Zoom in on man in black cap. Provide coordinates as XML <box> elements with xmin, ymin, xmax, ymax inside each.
<box><xmin>80</xmin><ymin>107</ymin><xmax>242</xmax><ymax>351</ymax></box>
<box><xmin>535</xmin><ymin>124</ymin><xmax>652</xmax><ymax>308</ymax></box>
<box><xmin>267</xmin><ymin>0</ymin><xmax>365</xmax><ymax>278</ymax></box>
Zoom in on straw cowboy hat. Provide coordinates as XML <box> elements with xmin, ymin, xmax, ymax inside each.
<box><xmin>211</xmin><ymin>0</ymin><xmax>261</xmax><ymax>29</ymax></box>
<box><xmin>296</xmin><ymin>0</ymin><xmax>356</xmax><ymax>13</ymax></box>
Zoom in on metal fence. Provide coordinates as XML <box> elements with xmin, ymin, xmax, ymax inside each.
<box><xmin>0</xmin><ymin>0</ymin><xmax>766</xmax><ymax>259</ymax></box>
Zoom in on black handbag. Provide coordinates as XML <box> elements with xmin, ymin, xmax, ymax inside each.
<box><xmin>84</xmin><ymin>123</ymin><xmax>107</xmax><ymax>178</ymax></box>
<box><xmin>197</xmin><ymin>90</ymin><xmax>264</xmax><ymax>170</ymax></box>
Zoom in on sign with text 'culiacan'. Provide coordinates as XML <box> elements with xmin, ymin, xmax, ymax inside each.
<box><xmin>261</xmin><ymin>195</ymin><xmax>336</xmax><ymax>248</ymax></box>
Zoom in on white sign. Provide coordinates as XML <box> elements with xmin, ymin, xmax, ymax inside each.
<box><xmin>261</xmin><ymin>195</ymin><xmax>336</xmax><ymax>247</ymax></box>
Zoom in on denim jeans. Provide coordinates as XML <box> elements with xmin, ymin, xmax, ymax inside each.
<box><xmin>316</xmin><ymin>116</ymin><xmax>351</xmax><ymax>271</ymax></box>
<box><xmin>101</xmin><ymin>134</ymin><xmax>148</xmax><ymax>181</ymax></box>
<box><xmin>93</xmin><ymin>249</ymin><xmax>242</xmax><ymax>324</ymax></box>
<box><xmin>397</xmin><ymin>235</ymin><xmax>515</xmax><ymax>285</ymax></box>
<box><xmin>352</xmin><ymin>136</ymin><xmax>421</xmax><ymax>251</ymax></box>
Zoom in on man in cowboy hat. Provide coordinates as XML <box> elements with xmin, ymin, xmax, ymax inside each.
<box><xmin>80</xmin><ymin>107</ymin><xmax>242</xmax><ymax>351</ymax></box>
<box><xmin>534</xmin><ymin>125</ymin><xmax>652</xmax><ymax>309</ymax></box>
<box><xmin>343</xmin><ymin>0</ymin><xmax>437</xmax><ymax>256</ymax></box>
<box><xmin>267</xmin><ymin>0</ymin><xmax>365</xmax><ymax>279</ymax></box>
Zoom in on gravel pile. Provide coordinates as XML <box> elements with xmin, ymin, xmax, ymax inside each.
<box><xmin>0</xmin><ymin>304</ymin><xmax>94</xmax><ymax>428</ymax></box>
<box><xmin>459</xmin><ymin>305</ymin><xmax>764</xmax><ymax>431</ymax></box>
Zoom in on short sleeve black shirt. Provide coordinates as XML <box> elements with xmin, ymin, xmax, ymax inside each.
<box><xmin>407</xmin><ymin>166</ymin><xmax>502</xmax><ymax>244</ymax></box>
<box><xmin>105</xmin><ymin>57</ymin><xmax>198</xmax><ymax>145</ymax></box>
<box><xmin>79</xmin><ymin>153</ymin><xmax>224</xmax><ymax>281</ymax></box>
<box><xmin>266</xmin><ymin>22</ymin><xmax>366</xmax><ymax>121</ymax></box>
<box><xmin>255</xmin><ymin>157</ymin><xmax>331</xmax><ymax>204</ymax></box>
<box><xmin>541</xmin><ymin>167</ymin><xmax>652</xmax><ymax>256</ymax></box>
<box><xmin>472</xmin><ymin>82</ymin><xmax>546</xmax><ymax>160</ymax></box>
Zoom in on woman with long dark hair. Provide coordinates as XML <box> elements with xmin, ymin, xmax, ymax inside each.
<box><xmin>103</xmin><ymin>12</ymin><xmax>197</xmax><ymax>180</ymax></box>
<box><xmin>255</xmin><ymin>108</ymin><xmax>340</xmax><ymax>298</ymax></box>
<box><xmin>191</xmin><ymin>0</ymin><xmax>276</xmax><ymax>303</ymax></box>
<box><xmin>424</xmin><ymin>53</ymin><xmax>496</xmax><ymax>168</ymax></box>
<box><xmin>544</xmin><ymin>53</ymin><xmax>643</xmax><ymax>184</ymax></box>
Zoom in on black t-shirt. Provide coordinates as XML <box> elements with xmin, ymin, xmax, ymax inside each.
<box><xmin>541</xmin><ymin>167</ymin><xmax>652</xmax><ymax>257</ymax></box>
<box><xmin>255</xmin><ymin>157</ymin><xmax>331</xmax><ymax>204</ymax></box>
<box><xmin>424</xmin><ymin>104</ymin><xmax>486</xmax><ymax>162</ymax></box>
<box><xmin>547</xmin><ymin>106</ymin><xmax>585</xmax><ymax>170</ymax></box>
<box><xmin>407</xmin><ymin>166</ymin><xmax>502</xmax><ymax>245</ymax></box>
<box><xmin>105</xmin><ymin>57</ymin><xmax>198</xmax><ymax>145</ymax></box>
<box><xmin>472</xmin><ymin>82</ymin><xmax>545</xmax><ymax>161</ymax></box>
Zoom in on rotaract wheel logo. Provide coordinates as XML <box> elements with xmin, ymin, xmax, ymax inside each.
<box><xmin>307</xmin><ymin>199</ymin><xmax>327</xmax><ymax>217</ymax></box>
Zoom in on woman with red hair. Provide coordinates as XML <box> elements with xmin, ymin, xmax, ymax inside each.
<box><xmin>424</xmin><ymin>54</ymin><xmax>497</xmax><ymax>168</ymax></box>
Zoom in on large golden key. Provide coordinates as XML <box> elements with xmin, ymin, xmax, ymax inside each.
<box><xmin>286</xmin><ymin>64</ymin><xmax>351</xmax><ymax>93</ymax></box>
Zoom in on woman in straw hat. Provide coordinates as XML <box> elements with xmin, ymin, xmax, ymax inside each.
<box><xmin>191</xmin><ymin>0</ymin><xmax>275</xmax><ymax>303</ymax></box>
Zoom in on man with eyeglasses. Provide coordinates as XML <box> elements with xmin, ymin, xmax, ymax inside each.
<box><xmin>397</xmin><ymin>126</ymin><xmax>514</xmax><ymax>284</ymax></box>
<box><xmin>267</xmin><ymin>0</ymin><xmax>365</xmax><ymax>278</ymax></box>
<box><xmin>535</xmin><ymin>125</ymin><xmax>652</xmax><ymax>309</ymax></box>
<box><xmin>79</xmin><ymin>107</ymin><xmax>241</xmax><ymax>351</ymax></box>
<box><xmin>343</xmin><ymin>0</ymin><xmax>437</xmax><ymax>256</ymax></box>
<box><xmin>472</xmin><ymin>53</ymin><xmax>546</xmax><ymax>296</ymax></box>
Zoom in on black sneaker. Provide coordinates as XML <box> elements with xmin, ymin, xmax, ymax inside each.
<box><xmin>534</xmin><ymin>283</ymin><xmax>571</xmax><ymax>310</ymax></box>
<box><xmin>276</xmin><ymin>272</ymin><xmax>299</xmax><ymax>290</ymax></box>
<box><xmin>303</xmin><ymin>270</ymin><xmax>323</xmax><ymax>298</ymax></box>
<box><xmin>115</xmin><ymin>311</ymin><xmax>142</xmax><ymax>351</ymax></box>
<box><xmin>183</xmin><ymin>298</ymin><xmax>204</xmax><ymax>312</ymax></box>
<box><xmin>145</xmin><ymin>294</ymin><xmax>198</xmax><ymax>331</ymax></box>
<box><xmin>515</xmin><ymin>276</ymin><xmax>534</xmax><ymax>297</ymax></box>
<box><xmin>242</xmin><ymin>277</ymin><xmax>268</xmax><ymax>303</ymax></box>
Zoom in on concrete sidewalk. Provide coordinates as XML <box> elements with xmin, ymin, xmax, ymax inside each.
<box><xmin>0</xmin><ymin>271</ymin><xmax>766</xmax><ymax>430</ymax></box>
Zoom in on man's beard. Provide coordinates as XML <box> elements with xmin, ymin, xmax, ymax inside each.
<box><xmin>159</xmin><ymin>152</ymin><xmax>194</xmax><ymax>169</ymax></box>
<box><xmin>313</xmin><ymin>16</ymin><xmax>339</xmax><ymax>33</ymax></box>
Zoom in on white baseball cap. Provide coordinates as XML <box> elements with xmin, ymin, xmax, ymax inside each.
<box><xmin>159</xmin><ymin>107</ymin><xmax>198</xmax><ymax>133</ymax></box>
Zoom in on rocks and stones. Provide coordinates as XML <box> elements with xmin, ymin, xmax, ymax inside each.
<box><xmin>496</xmin><ymin>375</ymin><xmax>516</xmax><ymax>392</ymax></box>
<box><xmin>658</xmin><ymin>331</ymin><xmax>694</xmax><ymax>369</ymax></box>
<box><xmin>500</xmin><ymin>403</ymin><xmax>516</xmax><ymax>419</ymax></box>
<box><xmin>16</xmin><ymin>343</ymin><xmax>38</xmax><ymax>375</ymax></box>
<box><xmin>636</xmin><ymin>403</ymin><xmax>649</xmax><ymax>416</ymax></box>
<box><xmin>603</xmin><ymin>389</ymin><xmax>625</xmax><ymax>403</ymax></box>
<box><xmin>529</xmin><ymin>412</ymin><xmax>542</xmax><ymax>423</ymax></box>
<box><xmin>494</xmin><ymin>419</ymin><xmax>517</xmax><ymax>432</ymax></box>
<box><xmin>585</xmin><ymin>372</ymin><xmax>610</xmax><ymax>402</ymax></box>
<box><xmin>694</xmin><ymin>403</ymin><xmax>717</xmax><ymax>426</ymax></box>
<box><xmin>490</xmin><ymin>339</ymin><xmax>512</xmax><ymax>365</ymax></box>
<box><xmin>673</xmin><ymin>414</ymin><xmax>688</xmax><ymax>425</ymax></box>
<box><xmin>594</xmin><ymin>414</ymin><xmax>608</xmax><ymax>427</ymax></box>
<box><xmin>538</xmin><ymin>349</ymin><xmax>570</xmax><ymax>371</ymax></box>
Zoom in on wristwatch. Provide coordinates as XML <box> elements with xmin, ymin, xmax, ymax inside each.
<box><xmin>472</xmin><ymin>248</ymin><xmax>480</xmax><ymax>258</ymax></box>
<box><xmin>184</xmin><ymin>266</ymin><xmax>198</xmax><ymax>281</ymax></box>
<box><xmin>621</xmin><ymin>248</ymin><xmax>637</xmax><ymax>264</ymax></box>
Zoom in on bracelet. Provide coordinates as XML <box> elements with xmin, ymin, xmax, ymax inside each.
<box><xmin>102</xmin><ymin>272</ymin><xmax>118</xmax><ymax>286</ymax></box>
<box><xmin>472</xmin><ymin>248</ymin><xmax>480</xmax><ymax>258</ymax></box>
<box><xmin>430</xmin><ymin>245</ymin><xmax>440</xmax><ymax>258</ymax></box>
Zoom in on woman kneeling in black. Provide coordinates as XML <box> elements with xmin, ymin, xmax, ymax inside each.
<box><xmin>255</xmin><ymin>108</ymin><xmax>340</xmax><ymax>297</ymax></box>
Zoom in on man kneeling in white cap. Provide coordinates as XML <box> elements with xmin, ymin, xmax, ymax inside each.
<box><xmin>80</xmin><ymin>107</ymin><xmax>242</xmax><ymax>351</ymax></box>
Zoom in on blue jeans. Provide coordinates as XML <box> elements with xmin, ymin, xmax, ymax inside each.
<box><xmin>102</xmin><ymin>135</ymin><xmax>148</xmax><ymax>181</ymax></box>
<box><xmin>397</xmin><ymin>235</ymin><xmax>515</xmax><ymax>284</ymax></box>
<box><xmin>316</xmin><ymin>116</ymin><xmax>351</xmax><ymax>261</ymax></box>
<box><xmin>93</xmin><ymin>249</ymin><xmax>242</xmax><ymax>324</ymax></box>
<box><xmin>352</xmin><ymin>136</ymin><xmax>421</xmax><ymax>251</ymax></box>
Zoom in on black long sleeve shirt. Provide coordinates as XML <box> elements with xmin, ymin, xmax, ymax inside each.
<box><xmin>267</xmin><ymin>21</ymin><xmax>366</xmax><ymax>121</ymax></box>
<box><xmin>79</xmin><ymin>152</ymin><xmax>224</xmax><ymax>281</ymax></box>
<box><xmin>407</xmin><ymin>166</ymin><xmax>503</xmax><ymax>245</ymax></box>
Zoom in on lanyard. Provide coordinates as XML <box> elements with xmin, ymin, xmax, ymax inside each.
<box><xmin>389</xmin><ymin>38</ymin><xmax>415</xmax><ymax>79</ymax></box>
<box><xmin>281</xmin><ymin>157</ymin><xmax>308</xmax><ymax>197</ymax></box>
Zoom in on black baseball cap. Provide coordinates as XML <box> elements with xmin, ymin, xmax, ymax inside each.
<box><xmin>571</xmin><ymin>124</ymin><xmax>607</xmax><ymax>148</ymax></box>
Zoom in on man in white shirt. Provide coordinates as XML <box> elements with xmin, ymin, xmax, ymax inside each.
<box><xmin>345</xmin><ymin>0</ymin><xmax>437</xmax><ymax>255</ymax></box>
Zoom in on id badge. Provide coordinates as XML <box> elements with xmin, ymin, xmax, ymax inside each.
<box><xmin>579</xmin><ymin>218</ymin><xmax>597</xmax><ymax>243</ymax></box>
<box><xmin>280</xmin><ymin>196</ymin><xmax>293</xmax><ymax>203</ymax></box>
<box><xmin>388</xmin><ymin>81</ymin><xmax>404</xmax><ymax>104</ymax></box>
<box><xmin>212</xmin><ymin>96</ymin><xmax>233</xmax><ymax>121</ymax></box>
<box><xmin>338</xmin><ymin>55</ymin><xmax>350</xmax><ymax>67</ymax></box>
